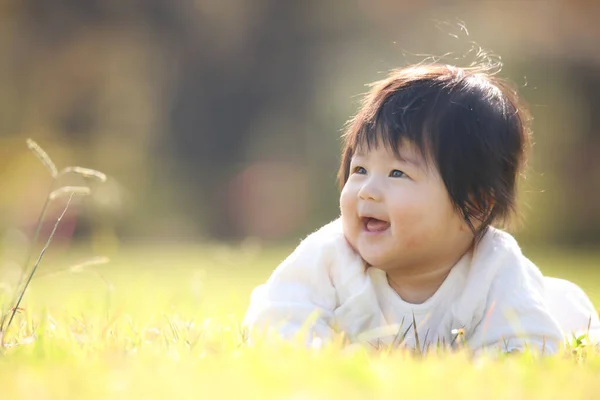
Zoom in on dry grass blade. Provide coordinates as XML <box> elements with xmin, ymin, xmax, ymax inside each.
<box><xmin>3</xmin><ymin>193</ymin><xmax>76</xmax><ymax>334</ymax></box>
<box><xmin>1</xmin><ymin>142</ymin><xmax>59</xmax><ymax>330</ymax></box>
<box><xmin>60</xmin><ymin>166</ymin><xmax>107</xmax><ymax>182</ymax></box>
<box><xmin>69</xmin><ymin>256</ymin><xmax>111</xmax><ymax>273</ymax></box>
<box><xmin>49</xmin><ymin>186</ymin><xmax>91</xmax><ymax>201</ymax></box>
<box><xmin>26</xmin><ymin>139</ymin><xmax>58</xmax><ymax>178</ymax></box>
<box><xmin>1</xmin><ymin>138</ymin><xmax>109</xmax><ymax>337</ymax></box>
<box><xmin>36</xmin><ymin>256</ymin><xmax>111</xmax><ymax>279</ymax></box>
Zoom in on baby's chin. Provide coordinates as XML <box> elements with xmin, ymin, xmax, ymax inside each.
<box><xmin>357</xmin><ymin>248</ymin><xmax>394</xmax><ymax>270</ymax></box>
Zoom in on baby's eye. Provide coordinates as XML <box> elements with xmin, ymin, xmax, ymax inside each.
<box><xmin>353</xmin><ymin>166</ymin><xmax>367</xmax><ymax>175</ymax></box>
<box><xmin>389</xmin><ymin>169</ymin><xmax>406</xmax><ymax>178</ymax></box>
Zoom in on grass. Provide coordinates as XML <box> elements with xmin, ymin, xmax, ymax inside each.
<box><xmin>0</xmin><ymin>243</ymin><xmax>597</xmax><ymax>399</ymax></box>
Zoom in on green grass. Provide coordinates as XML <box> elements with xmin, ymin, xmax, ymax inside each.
<box><xmin>0</xmin><ymin>243</ymin><xmax>599</xmax><ymax>399</ymax></box>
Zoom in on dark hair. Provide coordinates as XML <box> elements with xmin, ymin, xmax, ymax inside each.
<box><xmin>338</xmin><ymin>64</ymin><xmax>531</xmax><ymax>241</ymax></box>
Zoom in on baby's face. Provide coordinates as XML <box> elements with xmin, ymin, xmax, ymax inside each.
<box><xmin>340</xmin><ymin>142</ymin><xmax>473</xmax><ymax>274</ymax></box>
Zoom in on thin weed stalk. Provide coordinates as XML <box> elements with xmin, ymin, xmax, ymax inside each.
<box><xmin>0</xmin><ymin>139</ymin><xmax>107</xmax><ymax>341</ymax></box>
<box><xmin>3</xmin><ymin>193</ymin><xmax>75</xmax><ymax>334</ymax></box>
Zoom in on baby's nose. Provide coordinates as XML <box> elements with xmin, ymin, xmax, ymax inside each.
<box><xmin>358</xmin><ymin>180</ymin><xmax>383</xmax><ymax>201</ymax></box>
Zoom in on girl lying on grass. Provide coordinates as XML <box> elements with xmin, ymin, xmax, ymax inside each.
<box><xmin>243</xmin><ymin>64</ymin><xmax>600</xmax><ymax>355</ymax></box>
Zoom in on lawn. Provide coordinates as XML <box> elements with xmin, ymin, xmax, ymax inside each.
<box><xmin>0</xmin><ymin>242</ymin><xmax>599</xmax><ymax>399</ymax></box>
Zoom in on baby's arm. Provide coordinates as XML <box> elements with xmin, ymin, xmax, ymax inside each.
<box><xmin>242</xmin><ymin>227</ymin><xmax>339</xmax><ymax>344</ymax></box>
<box><xmin>467</xmin><ymin>259</ymin><xmax>564</xmax><ymax>355</ymax></box>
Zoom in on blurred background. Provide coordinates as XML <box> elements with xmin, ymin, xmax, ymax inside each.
<box><xmin>0</xmin><ymin>0</ymin><xmax>599</xmax><ymax>259</ymax></box>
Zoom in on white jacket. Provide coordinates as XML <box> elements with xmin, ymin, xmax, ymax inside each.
<box><xmin>243</xmin><ymin>218</ymin><xmax>599</xmax><ymax>353</ymax></box>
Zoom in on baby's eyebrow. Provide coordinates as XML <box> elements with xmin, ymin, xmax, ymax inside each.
<box><xmin>352</xmin><ymin>149</ymin><xmax>424</xmax><ymax>168</ymax></box>
<box><xmin>352</xmin><ymin>145</ymin><xmax>426</xmax><ymax>171</ymax></box>
<box><xmin>398</xmin><ymin>154</ymin><xmax>422</xmax><ymax>167</ymax></box>
<box><xmin>395</xmin><ymin>152</ymin><xmax>425</xmax><ymax>169</ymax></box>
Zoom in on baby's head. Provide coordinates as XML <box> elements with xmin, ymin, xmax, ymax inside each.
<box><xmin>338</xmin><ymin>64</ymin><xmax>530</xmax><ymax>273</ymax></box>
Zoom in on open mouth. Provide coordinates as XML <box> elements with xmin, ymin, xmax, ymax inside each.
<box><xmin>361</xmin><ymin>217</ymin><xmax>390</xmax><ymax>233</ymax></box>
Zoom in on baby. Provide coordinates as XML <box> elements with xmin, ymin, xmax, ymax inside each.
<box><xmin>243</xmin><ymin>64</ymin><xmax>600</xmax><ymax>354</ymax></box>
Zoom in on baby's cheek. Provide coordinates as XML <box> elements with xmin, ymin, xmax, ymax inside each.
<box><xmin>403</xmin><ymin>230</ymin><xmax>429</xmax><ymax>251</ymax></box>
<box><xmin>339</xmin><ymin>186</ymin><xmax>354</xmax><ymax>213</ymax></box>
<box><xmin>339</xmin><ymin>204</ymin><xmax>359</xmax><ymax>250</ymax></box>
<box><xmin>391</xmin><ymin>203</ymin><xmax>432</xmax><ymax>249</ymax></box>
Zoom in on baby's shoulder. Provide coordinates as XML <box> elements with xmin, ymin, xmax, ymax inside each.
<box><xmin>288</xmin><ymin>218</ymin><xmax>363</xmax><ymax>279</ymax></box>
<box><xmin>304</xmin><ymin>217</ymin><xmax>345</xmax><ymax>242</ymax></box>
<box><xmin>281</xmin><ymin>218</ymin><xmax>355</xmax><ymax>263</ymax></box>
<box><xmin>294</xmin><ymin>218</ymin><xmax>352</xmax><ymax>254</ymax></box>
<box><xmin>450</xmin><ymin>227</ymin><xmax>547</xmax><ymax>330</ymax></box>
<box><xmin>476</xmin><ymin>227</ymin><xmax>545</xmax><ymax>294</ymax></box>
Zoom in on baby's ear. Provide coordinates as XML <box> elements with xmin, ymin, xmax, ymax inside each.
<box><xmin>459</xmin><ymin>194</ymin><xmax>495</xmax><ymax>232</ymax></box>
<box><xmin>459</xmin><ymin>215</ymin><xmax>477</xmax><ymax>233</ymax></box>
